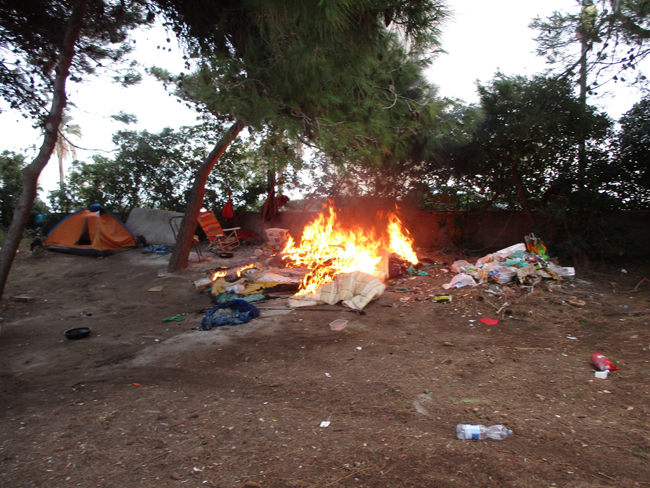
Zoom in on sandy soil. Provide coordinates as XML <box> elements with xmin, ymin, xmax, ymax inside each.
<box><xmin>1</xmin><ymin>241</ymin><xmax>649</xmax><ymax>488</ymax></box>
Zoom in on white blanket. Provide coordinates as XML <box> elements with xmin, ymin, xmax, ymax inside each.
<box><xmin>289</xmin><ymin>271</ymin><xmax>386</xmax><ymax>310</ymax></box>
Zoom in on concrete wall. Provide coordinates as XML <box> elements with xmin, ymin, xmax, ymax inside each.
<box><xmin>233</xmin><ymin>209</ymin><xmax>650</xmax><ymax>257</ymax></box>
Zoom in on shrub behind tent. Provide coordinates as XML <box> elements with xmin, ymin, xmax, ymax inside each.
<box><xmin>43</xmin><ymin>204</ymin><xmax>136</xmax><ymax>256</ymax></box>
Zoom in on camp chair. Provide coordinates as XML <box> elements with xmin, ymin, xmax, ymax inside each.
<box><xmin>169</xmin><ymin>216</ymin><xmax>203</xmax><ymax>261</ymax></box>
<box><xmin>197</xmin><ymin>210</ymin><xmax>241</xmax><ymax>252</ymax></box>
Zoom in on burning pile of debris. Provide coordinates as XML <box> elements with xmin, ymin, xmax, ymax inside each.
<box><xmin>198</xmin><ymin>203</ymin><xmax>421</xmax><ymax>312</ymax></box>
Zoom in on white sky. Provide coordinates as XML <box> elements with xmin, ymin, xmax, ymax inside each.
<box><xmin>0</xmin><ymin>0</ymin><xmax>646</xmax><ymax>198</ymax></box>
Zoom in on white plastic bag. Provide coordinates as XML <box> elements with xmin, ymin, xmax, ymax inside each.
<box><xmin>451</xmin><ymin>260</ymin><xmax>473</xmax><ymax>274</ymax></box>
<box><xmin>547</xmin><ymin>262</ymin><xmax>575</xmax><ymax>277</ymax></box>
<box><xmin>442</xmin><ymin>273</ymin><xmax>478</xmax><ymax>290</ymax></box>
<box><xmin>489</xmin><ymin>266</ymin><xmax>517</xmax><ymax>284</ymax></box>
<box><xmin>494</xmin><ymin>243</ymin><xmax>526</xmax><ymax>259</ymax></box>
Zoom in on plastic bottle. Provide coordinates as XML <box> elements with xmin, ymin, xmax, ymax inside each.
<box><xmin>456</xmin><ymin>424</ymin><xmax>512</xmax><ymax>440</ymax></box>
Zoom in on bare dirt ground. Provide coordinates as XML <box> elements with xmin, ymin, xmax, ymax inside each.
<box><xmin>1</xmin><ymin>240</ymin><xmax>649</xmax><ymax>488</ymax></box>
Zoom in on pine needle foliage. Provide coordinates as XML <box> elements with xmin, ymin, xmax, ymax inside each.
<box><xmin>152</xmin><ymin>0</ymin><xmax>448</xmax><ymax>168</ymax></box>
<box><xmin>0</xmin><ymin>0</ymin><xmax>155</xmax><ymax>123</ymax></box>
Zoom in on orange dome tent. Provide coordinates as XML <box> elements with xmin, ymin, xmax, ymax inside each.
<box><xmin>43</xmin><ymin>204</ymin><xmax>136</xmax><ymax>256</ymax></box>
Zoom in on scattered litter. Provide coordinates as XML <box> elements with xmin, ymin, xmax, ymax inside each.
<box><xmin>525</xmin><ymin>233</ymin><xmax>548</xmax><ymax>259</ymax></box>
<box><xmin>162</xmin><ymin>315</ymin><xmax>184</xmax><ymax>322</ymax></box>
<box><xmin>456</xmin><ymin>424</ymin><xmax>512</xmax><ymax>440</ymax></box>
<box><xmin>488</xmin><ymin>266</ymin><xmax>517</xmax><ymax>284</ymax></box>
<box><xmin>433</xmin><ymin>294</ymin><xmax>452</xmax><ymax>303</ymax></box>
<box><xmin>451</xmin><ymin>260</ymin><xmax>474</xmax><ymax>274</ymax></box>
<box><xmin>11</xmin><ymin>295</ymin><xmax>34</xmax><ymax>303</ymax></box>
<box><xmin>329</xmin><ymin>319</ymin><xmax>348</xmax><ymax>331</ymax></box>
<box><xmin>356</xmin><ymin>346</ymin><xmax>362</xmax><ymax>350</ymax></box>
<box><xmin>148</xmin><ymin>286</ymin><xmax>165</xmax><ymax>292</ymax></box>
<box><xmin>591</xmin><ymin>352</ymin><xmax>619</xmax><ymax>371</ymax></box>
<box><xmin>225</xmin><ymin>283</ymin><xmax>245</xmax><ymax>294</ymax></box>
<box><xmin>320</xmin><ymin>421</ymin><xmax>330</xmax><ymax>428</ymax></box>
<box><xmin>566</xmin><ymin>335</ymin><xmax>578</xmax><ymax>340</ymax></box>
<box><xmin>479</xmin><ymin>318</ymin><xmax>498</xmax><ymax>326</ymax></box>
<box><xmin>568</xmin><ymin>297</ymin><xmax>586</xmax><ymax>307</ymax></box>
<box><xmin>443</xmin><ymin>235</ymin><xmax>574</xmax><ymax>289</ymax></box>
<box><xmin>442</xmin><ymin>273</ymin><xmax>477</xmax><ymax>290</ymax></box>
<box><xmin>630</xmin><ymin>277</ymin><xmax>649</xmax><ymax>292</ymax></box>
<box><xmin>194</xmin><ymin>277</ymin><xmax>213</xmax><ymax>292</ymax></box>
<box><xmin>595</xmin><ymin>371</ymin><xmax>609</xmax><ymax>379</ymax></box>
<box><xmin>325</xmin><ymin>373</ymin><xmax>331</xmax><ymax>377</ymax></box>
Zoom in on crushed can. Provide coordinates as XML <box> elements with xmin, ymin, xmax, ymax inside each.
<box><xmin>434</xmin><ymin>294</ymin><xmax>452</xmax><ymax>303</ymax></box>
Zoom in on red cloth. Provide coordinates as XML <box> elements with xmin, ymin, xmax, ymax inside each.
<box><xmin>276</xmin><ymin>195</ymin><xmax>289</xmax><ymax>208</ymax></box>
<box><xmin>261</xmin><ymin>187</ymin><xmax>277</xmax><ymax>221</ymax></box>
<box><xmin>222</xmin><ymin>199</ymin><xmax>234</xmax><ymax>219</ymax></box>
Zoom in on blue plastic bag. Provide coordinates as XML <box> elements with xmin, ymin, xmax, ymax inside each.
<box><xmin>201</xmin><ymin>299</ymin><xmax>260</xmax><ymax>329</ymax></box>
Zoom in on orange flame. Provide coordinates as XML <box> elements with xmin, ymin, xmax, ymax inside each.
<box><xmin>236</xmin><ymin>263</ymin><xmax>255</xmax><ymax>277</ymax></box>
<box><xmin>211</xmin><ymin>270</ymin><xmax>227</xmax><ymax>281</ymax></box>
<box><xmin>282</xmin><ymin>203</ymin><xmax>417</xmax><ymax>296</ymax></box>
<box><xmin>387</xmin><ymin>212</ymin><xmax>418</xmax><ymax>265</ymax></box>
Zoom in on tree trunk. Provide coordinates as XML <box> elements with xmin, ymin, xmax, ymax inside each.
<box><xmin>0</xmin><ymin>0</ymin><xmax>87</xmax><ymax>301</ymax></box>
<box><xmin>509</xmin><ymin>158</ymin><xmax>536</xmax><ymax>226</ymax></box>
<box><xmin>167</xmin><ymin>120</ymin><xmax>245</xmax><ymax>273</ymax></box>
<box><xmin>577</xmin><ymin>0</ymin><xmax>591</xmax><ymax>186</ymax></box>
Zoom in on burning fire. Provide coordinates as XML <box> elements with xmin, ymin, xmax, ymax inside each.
<box><xmin>282</xmin><ymin>204</ymin><xmax>418</xmax><ymax>296</ymax></box>
<box><xmin>387</xmin><ymin>212</ymin><xmax>418</xmax><ymax>265</ymax></box>
<box><xmin>211</xmin><ymin>270</ymin><xmax>227</xmax><ymax>280</ymax></box>
<box><xmin>236</xmin><ymin>263</ymin><xmax>256</xmax><ymax>277</ymax></box>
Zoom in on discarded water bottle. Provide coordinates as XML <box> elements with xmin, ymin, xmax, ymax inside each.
<box><xmin>456</xmin><ymin>424</ymin><xmax>512</xmax><ymax>440</ymax></box>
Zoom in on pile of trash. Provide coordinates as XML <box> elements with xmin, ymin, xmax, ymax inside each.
<box><xmin>443</xmin><ymin>234</ymin><xmax>574</xmax><ymax>290</ymax></box>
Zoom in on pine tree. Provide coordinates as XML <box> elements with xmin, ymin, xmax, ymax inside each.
<box><xmin>153</xmin><ymin>0</ymin><xmax>448</xmax><ymax>271</ymax></box>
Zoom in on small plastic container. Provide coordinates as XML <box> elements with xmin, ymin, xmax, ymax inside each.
<box><xmin>265</xmin><ymin>228</ymin><xmax>289</xmax><ymax>250</ymax></box>
<box><xmin>329</xmin><ymin>319</ymin><xmax>348</xmax><ymax>331</ymax></box>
